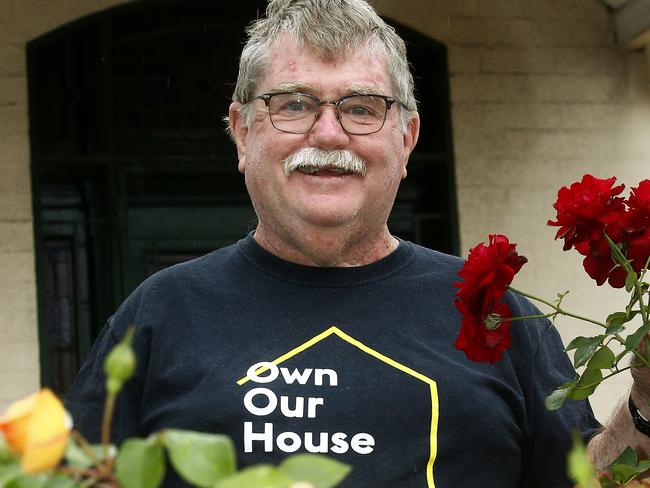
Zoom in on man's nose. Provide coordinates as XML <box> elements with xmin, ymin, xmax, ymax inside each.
<box><xmin>307</xmin><ymin>105</ymin><xmax>349</xmax><ymax>149</ymax></box>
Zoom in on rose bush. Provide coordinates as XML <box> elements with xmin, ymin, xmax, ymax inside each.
<box><xmin>454</xmin><ymin>174</ymin><xmax>650</xmax><ymax>487</ymax></box>
<box><xmin>0</xmin><ymin>330</ymin><xmax>350</xmax><ymax>488</ymax></box>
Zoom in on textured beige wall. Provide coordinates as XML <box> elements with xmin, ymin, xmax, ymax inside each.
<box><xmin>0</xmin><ymin>0</ymin><xmax>129</xmax><ymax>409</ymax></box>
<box><xmin>373</xmin><ymin>0</ymin><xmax>650</xmax><ymax>422</ymax></box>
<box><xmin>1</xmin><ymin>0</ymin><xmax>649</xmax><ymax>422</ymax></box>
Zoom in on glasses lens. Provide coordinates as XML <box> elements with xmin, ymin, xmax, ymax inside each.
<box><xmin>267</xmin><ymin>93</ymin><xmax>318</xmax><ymax>133</ymax></box>
<box><xmin>338</xmin><ymin>95</ymin><xmax>387</xmax><ymax>134</ymax></box>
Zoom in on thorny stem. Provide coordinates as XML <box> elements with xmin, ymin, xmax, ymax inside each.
<box><xmin>508</xmin><ymin>286</ymin><xmax>609</xmax><ymax>329</ymax></box>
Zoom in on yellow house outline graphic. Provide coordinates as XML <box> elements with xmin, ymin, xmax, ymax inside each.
<box><xmin>237</xmin><ymin>325</ymin><xmax>439</xmax><ymax>488</ymax></box>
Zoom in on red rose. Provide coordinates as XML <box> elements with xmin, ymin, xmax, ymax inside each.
<box><xmin>622</xmin><ymin>180</ymin><xmax>650</xmax><ymax>272</ymax></box>
<box><xmin>455</xmin><ymin>300</ymin><xmax>513</xmax><ymax>363</ymax></box>
<box><xmin>628</xmin><ymin>180</ymin><xmax>650</xmax><ymax>215</ymax></box>
<box><xmin>548</xmin><ymin>174</ymin><xmax>628</xmax><ymax>287</ymax></box>
<box><xmin>454</xmin><ymin>235</ymin><xmax>527</xmax><ymax>363</ymax></box>
<box><xmin>455</xmin><ymin>234</ymin><xmax>527</xmax><ymax>310</ymax></box>
<box><xmin>582</xmin><ymin>240</ymin><xmax>627</xmax><ymax>288</ymax></box>
<box><xmin>548</xmin><ymin>174</ymin><xmax>625</xmax><ymax>252</ymax></box>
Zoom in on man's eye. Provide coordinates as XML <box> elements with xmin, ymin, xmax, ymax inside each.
<box><xmin>287</xmin><ymin>101</ymin><xmax>305</xmax><ymax>111</ymax></box>
<box><xmin>349</xmin><ymin>105</ymin><xmax>373</xmax><ymax>116</ymax></box>
<box><xmin>279</xmin><ymin>99</ymin><xmax>309</xmax><ymax>112</ymax></box>
<box><xmin>340</xmin><ymin>96</ymin><xmax>384</xmax><ymax>118</ymax></box>
<box><xmin>343</xmin><ymin>104</ymin><xmax>380</xmax><ymax>118</ymax></box>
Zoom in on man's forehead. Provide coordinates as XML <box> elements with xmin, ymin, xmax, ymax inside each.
<box><xmin>260</xmin><ymin>36</ymin><xmax>391</xmax><ymax>95</ymax></box>
<box><xmin>267</xmin><ymin>33</ymin><xmax>385</xmax><ymax>64</ymax></box>
<box><xmin>266</xmin><ymin>82</ymin><xmax>386</xmax><ymax>96</ymax></box>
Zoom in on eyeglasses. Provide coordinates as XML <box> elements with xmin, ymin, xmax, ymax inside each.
<box><xmin>251</xmin><ymin>91</ymin><xmax>397</xmax><ymax>135</ymax></box>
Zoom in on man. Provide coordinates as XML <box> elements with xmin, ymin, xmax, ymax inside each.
<box><xmin>66</xmin><ymin>0</ymin><xmax>650</xmax><ymax>486</ymax></box>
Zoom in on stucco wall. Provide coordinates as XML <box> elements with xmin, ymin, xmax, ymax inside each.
<box><xmin>1</xmin><ymin>0</ymin><xmax>649</xmax><ymax>423</ymax></box>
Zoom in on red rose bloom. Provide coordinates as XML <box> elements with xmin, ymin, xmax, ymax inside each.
<box><xmin>548</xmin><ymin>174</ymin><xmax>625</xmax><ymax>252</ymax></box>
<box><xmin>582</xmin><ymin>238</ymin><xmax>627</xmax><ymax>288</ymax></box>
<box><xmin>454</xmin><ymin>235</ymin><xmax>527</xmax><ymax>363</ymax></box>
<box><xmin>455</xmin><ymin>235</ymin><xmax>528</xmax><ymax>312</ymax></box>
<box><xmin>628</xmin><ymin>180</ymin><xmax>650</xmax><ymax>214</ymax></box>
<box><xmin>455</xmin><ymin>300</ymin><xmax>513</xmax><ymax>363</ymax></box>
<box><xmin>622</xmin><ymin>180</ymin><xmax>650</xmax><ymax>272</ymax></box>
<box><xmin>548</xmin><ymin>174</ymin><xmax>627</xmax><ymax>287</ymax></box>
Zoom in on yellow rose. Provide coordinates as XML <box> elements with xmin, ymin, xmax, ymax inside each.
<box><xmin>0</xmin><ymin>389</ymin><xmax>72</xmax><ymax>474</ymax></box>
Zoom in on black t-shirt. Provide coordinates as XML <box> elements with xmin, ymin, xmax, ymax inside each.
<box><xmin>66</xmin><ymin>235</ymin><xmax>600</xmax><ymax>487</ymax></box>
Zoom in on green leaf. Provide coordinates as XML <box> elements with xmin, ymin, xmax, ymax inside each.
<box><xmin>545</xmin><ymin>382</ymin><xmax>576</xmax><ymax>411</ymax></box>
<box><xmin>566</xmin><ymin>336</ymin><xmax>594</xmax><ymax>351</ymax></box>
<box><xmin>587</xmin><ymin>346</ymin><xmax>615</xmax><ymax>370</ymax></box>
<box><xmin>606</xmin><ymin>312</ymin><xmax>629</xmax><ymax>328</ymax></box>
<box><xmin>625</xmin><ymin>324</ymin><xmax>650</xmax><ymax>352</ymax></box>
<box><xmin>609</xmin><ymin>464</ymin><xmax>639</xmax><ymax>484</ymax></box>
<box><xmin>605</xmin><ymin>324</ymin><xmax>625</xmax><ymax>336</ymax></box>
<box><xmin>213</xmin><ymin>465</ymin><xmax>293</xmax><ymax>488</ymax></box>
<box><xmin>569</xmin><ymin>369</ymin><xmax>602</xmax><ymax>401</ymax></box>
<box><xmin>606</xmin><ymin>446</ymin><xmax>650</xmax><ymax>484</ymax></box>
<box><xmin>611</xmin><ymin>446</ymin><xmax>637</xmax><ymax>467</ymax></box>
<box><xmin>625</xmin><ymin>270</ymin><xmax>638</xmax><ymax>293</ymax></box>
<box><xmin>573</xmin><ymin>337</ymin><xmax>602</xmax><ymax>369</ymax></box>
<box><xmin>161</xmin><ymin>430</ymin><xmax>235</xmax><ymax>488</ymax></box>
<box><xmin>278</xmin><ymin>454</ymin><xmax>351</xmax><ymax>488</ymax></box>
<box><xmin>115</xmin><ymin>437</ymin><xmax>165</xmax><ymax>488</ymax></box>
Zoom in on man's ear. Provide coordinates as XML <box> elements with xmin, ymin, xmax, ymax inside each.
<box><xmin>229</xmin><ymin>102</ymin><xmax>248</xmax><ymax>174</ymax></box>
<box><xmin>401</xmin><ymin>112</ymin><xmax>420</xmax><ymax>179</ymax></box>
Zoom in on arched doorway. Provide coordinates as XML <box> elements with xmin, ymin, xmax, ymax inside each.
<box><xmin>27</xmin><ymin>0</ymin><xmax>457</xmax><ymax>394</ymax></box>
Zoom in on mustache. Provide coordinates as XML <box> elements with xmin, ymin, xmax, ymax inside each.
<box><xmin>282</xmin><ymin>148</ymin><xmax>368</xmax><ymax>177</ymax></box>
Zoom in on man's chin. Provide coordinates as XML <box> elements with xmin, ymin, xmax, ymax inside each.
<box><xmin>296</xmin><ymin>208</ymin><xmax>360</xmax><ymax>229</ymax></box>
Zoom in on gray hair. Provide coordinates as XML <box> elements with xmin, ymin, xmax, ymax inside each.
<box><xmin>231</xmin><ymin>0</ymin><xmax>417</xmax><ymax>133</ymax></box>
